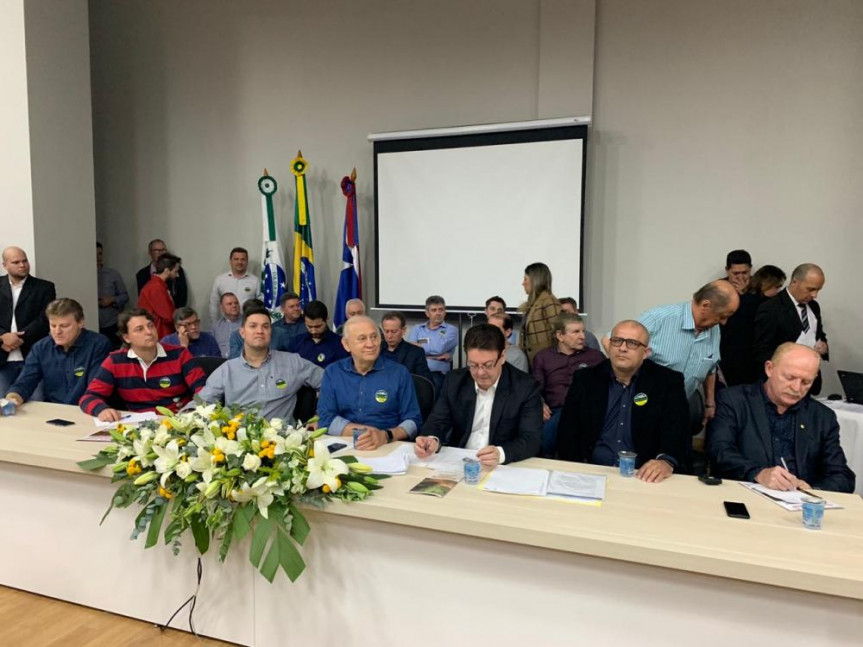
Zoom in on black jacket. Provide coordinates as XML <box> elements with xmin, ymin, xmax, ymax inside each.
<box><xmin>380</xmin><ymin>339</ymin><xmax>434</xmax><ymax>383</ymax></box>
<box><xmin>0</xmin><ymin>275</ymin><xmax>56</xmax><ymax>366</ymax></box>
<box><xmin>707</xmin><ymin>383</ymin><xmax>854</xmax><ymax>493</ymax></box>
<box><xmin>753</xmin><ymin>289</ymin><xmax>826</xmax><ymax>393</ymax></box>
<box><xmin>419</xmin><ymin>363</ymin><xmax>542</xmax><ymax>464</ymax></box>
<box><xmin>557</xmin><ymin>359</ymin><xmax>691</xmax><ymax>472</ymax></box>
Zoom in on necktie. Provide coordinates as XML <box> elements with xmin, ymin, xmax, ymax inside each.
<box><xmin>799</xmin><ymin>304</ymin><xmax>810</xmax><ymax>333</ymax></box>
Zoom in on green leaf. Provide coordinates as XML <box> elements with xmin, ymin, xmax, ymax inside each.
<box><xmin>277</xmin><ymin>526</ymin><xmax>306</xmax><ymax>582</ymax></box>
<box><xmin>339</xmin><ymin>455</ymin><xmax>358</xmax><ymax>464</ymax></box>
<box><xmin>78</xmin><ymin>455</ymin><xmax>115</xmax><ymax>471</ymax></box>
<box><xmin>108</xmin><ymin>428</ymin><xmax>126</xmax><ymax>444</ymax></box>
<box><xmin>218</xmin><ymin>517</ymin><xmax>235</xmax><ymax>563</ymax></box>
<box><xmin>232</xmin><ymin>504</ymin><xmax>254</xmax><ymax>541</ymax></box>
<box><xmin>288</xmin><ymin>504</ymin><xmax>310</xmax><ymax>546</ymax></box>
<box><xmin>190</xmin><ymin>514</ymin><xmax>210</xmax><ymax>555</ymax></box>
<box><xmin>249</xmin><ymin>513</ymin><xmax>273</xmax><ymax>568</ymax></box>
<box><xmin>145</xmin><ymin>500</ymin><xmax>168</xmax><ymax>549</ymax></box>
<box><xmin>260</xmin><ymin>535</ymin><xmax>280</xmax><ymax>583</ymax></box>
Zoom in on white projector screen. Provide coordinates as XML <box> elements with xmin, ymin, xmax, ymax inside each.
<box><xmin>373</xmin><ymin>124</ymin><xmax>587</xmax><ymax>312</ymax></box>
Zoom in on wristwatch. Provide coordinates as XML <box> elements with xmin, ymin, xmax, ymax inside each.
<box><xmin>384</xmin><ymin>429</ymin><xmax>394</xmax><ymax>443</ymax></box>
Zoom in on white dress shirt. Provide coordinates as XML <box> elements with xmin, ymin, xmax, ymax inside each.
<box><xmin>8</xmin><ymin>278</ymin><xmax>25</xmax><ymax>362</ymax></box>
<box><xmin>466</xmin><ymin>377</ymin><xmax>506</xmax><ymax>463</ymax></box>
<box><xmin>787</xmin><ymin>289</ymin><xmax>817</xmax><ymax>348</ymax></box>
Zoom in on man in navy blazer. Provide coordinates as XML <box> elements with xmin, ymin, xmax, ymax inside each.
<box><xmin>380</xmin><ymin>312</ymin><xmax>433</xmax><ymax>383</ymax></box>
<box><xmin>415</xmin><ymin>324</ymin><xmax>542</xmax><ymax>466</ymax></box>
<box><xmin>707</xmin><ymin>343</ymin><xmax>854</xmax><ymax>493</ymax></box>
<box><xmin>0</xmin><ymin>247</ymin><xmax>57</xmax><ymax>394</ymax></box>
<box><xmin>557</xmin><ymin>320</ymin><xmax>691</xmax><ymax>482</ymax></box>
<box><xmin>753</xmin><ymin>263</ymin><xmax>828</xmax><ymax>394</ymax></box>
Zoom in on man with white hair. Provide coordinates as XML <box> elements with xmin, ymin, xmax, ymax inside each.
<box><xmin>317</xmin><ymin>315</ymin><xmax>422</xmax><ymax>451</ymax></box>
<box><xmin>335</xmin><ymin>298</ymin><xmax>365</xmax><ymax>335</ymax></box>
<box><xmin>707</xmin><ymin>343</ymin><xmax>854</xmax><ymax>493</ymax></box>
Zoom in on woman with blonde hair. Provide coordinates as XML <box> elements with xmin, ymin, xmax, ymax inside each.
<box><xmin>519</xmin><ymin>262</ymin><xmax>562</xmax><ymax>365</ymax></box>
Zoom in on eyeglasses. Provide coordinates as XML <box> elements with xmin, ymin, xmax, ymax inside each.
<box><xmin>179</xmin><ymin>319</ymin><xmax>201</xmax><ymax>328</ymax></box>
<box><xmin>467</xmin><ymin>356</ymin><xmax>501</xmax><ymax>372</ymax></box>
<box><xmin>609</xmin><ymin>337</ymin><xmax>647</xmax><ymax>350</ymax></box>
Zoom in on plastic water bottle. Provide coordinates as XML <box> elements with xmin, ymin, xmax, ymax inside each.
<box><xmin>0</xmin><ymin>399</ymin><xmax>16</xmax><ymax>416</ymax></box>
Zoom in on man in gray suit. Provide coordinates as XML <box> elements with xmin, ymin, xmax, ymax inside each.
<box><xmin>707</xmin><ymin>343</ymin><xmax>854</xmax><ymax>493</ymax></box>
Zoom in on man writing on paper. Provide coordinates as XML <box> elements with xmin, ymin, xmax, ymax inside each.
<box><xmin>707</xmin><ymin>343</ymin><xmax>854</xmax><ymax>493</ymax></box>
<box><xmin>317</xmin><ymin>316</ymin><xmax>422</xmax><ymax>450</ymax></box>
<box><xmin>557</xmin><ymin>320</ymin><xmax>690</xmax><ymax>482</ymax></box>
<box><xmin>415</xmin><ymin>324</ymin><xmax>542</xmax><ymax>467</ymax></box>
<box><xmin>198</xmin><ymin>303</ymin><xmax>323</xmax><ymax>423</ymax></box>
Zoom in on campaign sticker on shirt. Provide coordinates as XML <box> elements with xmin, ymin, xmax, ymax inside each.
<box><xmin>73</xmin><ymin>366</ymin><xmax>86</xmax><ymax>378</ymax></box>
<box><xmin>375</xmin><ymin>389</ymin><xmax>388</xmax><ymax>403</ymax></box>
<box><xmin>577</xmin><ymin>363</ymin><xmax>589</xmax><ymax>370</ymax></box>
<box><xmin>244</xmin><ymin>286</ymin><xmax>251</xmax><ymax>292</ymax></box>
<box><xmin>317</xmin><ymin>353</ymin><xmax>326</xmax><ymax>363</ymax></box>
<box><xmin>275</xmin><ymin>378</ymin><xmax>287</xmax><ymax>389</ymax></box>
<box><xmin>439</xmin><ymin>329</ymin><xmax>447</xmax><ymax>336</ymax></box>
<box><xmin>633</xmin><ymin>393</ymin><xmax>648</xmax><ymax>407</ymax></box>
<box><xmin>159</xmin><ymin>377</ymin><xmax>172</xmax><ymax>389</ymax></box>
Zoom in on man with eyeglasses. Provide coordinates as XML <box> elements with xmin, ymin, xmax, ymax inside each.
<box><xmin>160</xmin><ymin>307</ymin><xmax>221</xmax><ymax>358</ymax></box>
<box><xmin>558</xmin><ymin>320</ymin><xmax>690</xmax><ymax>482</ymax></box>
<box><xmin>415</xmin><ymin>324</ymin><xmax>542</xmax><ymax>466</ymax></box>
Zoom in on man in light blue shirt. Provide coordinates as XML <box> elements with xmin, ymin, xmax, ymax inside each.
<box><xmin>407</xmin><ymin>295</ymin><xmax>458</xmax><ymax>393</ymax></box>
<box><xmin>318</xmin><ymin>316</ymin><xmax>422</xmax><ymax>451</ymax></box>
<box><xmin>614</xmin><ymin>280</ymin><xmax>739</xmax><ymax>428</ymax></box>
<box><xmin>198</xmin><ymin>304</ymin><xmax>322</xmax><ymax>423</ymax></box>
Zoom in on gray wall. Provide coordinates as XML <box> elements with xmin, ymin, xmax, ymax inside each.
<box><xmin>90</xmin><ymin>0</ymin><xmax>862</xmax><ymax>392</ymax></box>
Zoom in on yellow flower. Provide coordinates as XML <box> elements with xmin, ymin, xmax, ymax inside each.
<box><xmin>126</xmin><ymin>459</ymin><xmax>140</xmax><ymax>476</ymax></box>
<box><xmin>162</xmin><ymin>419</ymin><xmax>173</xmax><ymax>429</ymax></box>
<box><xmin>261</xmin><ymin>440</ymin><xmax>271</xmax><ymax>449</ymax></box>
<box><xmin>116</xmin><ymin>424</ymin><xmax>126</xmax><ymax>435</ymax></box>
<box><xmin>158</xmin><ymin>486</ymin><xmax>172</xmax><ymax>499</ymax></box>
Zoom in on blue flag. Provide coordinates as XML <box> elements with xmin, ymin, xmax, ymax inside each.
<box><xmin>334</xmin><ymin>171</ymin><xmax>361</xmax><ymax>327</ymax></box>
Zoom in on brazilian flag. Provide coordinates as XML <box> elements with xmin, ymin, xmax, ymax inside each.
<box><xmin>291</xmin><ymin>151</ymin><xmax>316</xmax><ymax>309</ymax></box>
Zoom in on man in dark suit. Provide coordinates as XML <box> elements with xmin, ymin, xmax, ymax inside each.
<box><xmin>135</xmin><ymin>238</ymin><xmax>188</xmax><ymax>308</ymax></box>
<box><xmin>415</xmin><ymin>324</ymin><xmax>542</xmax><ymax>466</ymax></box>
<box><xmin>380</xmin><ymin>311</ymin><xmax>433</xmax><ymax>383</ymax></box>
<box><xmin>0</xmin><ymin>247</ymin><xmax>56</xmax><ymax>394</ymax></box>
<box><xmin>753</xmin><ymin>263</ymin><xmax>827</xmax><ymax>394</ymax></box>
<box><xmin>557</xmin><ymin>320</ymin><xmax>690</xmax><ymax>482</ymax></box>
<box><xmin>707</xmin><ymin>343</ymin><xmax>854</xmax><ymax>493</ymax></box>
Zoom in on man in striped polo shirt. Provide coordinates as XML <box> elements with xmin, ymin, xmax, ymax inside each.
<box><xmin>80</xmin><ymin>309</ymin><xmax>206</xmax><ymax>422</ymax></box>
<box><xmin>606</xmin><ymin>280</ymin><xmax>739</xmax><ymax>429</ymax></box>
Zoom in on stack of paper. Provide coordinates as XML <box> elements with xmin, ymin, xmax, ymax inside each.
<box><xmin>360</xmin><ymin>451</ymin><xmax>410</xmax><ymax>475</ymax></box>
<box><xmin>93</xmin><ymin>411</ymin><xmax>158</xmax><ymax>430</ymax></box>
<box><xmin>479</xmin><ymin>466</ymin><xmax>607</xmax><ymax>503</ymax></box>
<box><xmin>740</xmin><ymin>482</ymin><xmax>842</xmax><ymax>511</ymax></box>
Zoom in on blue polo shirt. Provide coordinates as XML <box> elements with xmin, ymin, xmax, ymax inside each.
<box><xmin>407</xmin><ymin>321</ymin><xmax>458</xmax><ymax>373</ymax></box>
<box><xmin>160</xmin><ymin>332</ymin><xmax>221</xmax><ymax>358</ymax></box>
<box><xmin>9</xmin><ymin>329</ymin><xmax>111</xmax><ymax>404</ymax></box>
<box><xmin>318</xmin><ymin>356</ymin><xmax>422</xmax><ymax>438</ymax></box>
<box><xmin>287</xmin><ymin>329</ymin><xmax>349</xmax><ymax>369</ymax></box>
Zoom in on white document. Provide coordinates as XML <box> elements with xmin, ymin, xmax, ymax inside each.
<box><xmin>740</xmin><ymin>482</ymin><xmax>842</xmax><ymax>511</ymax></box>
<box><xmin>360</xmin><ymin>451</ymin><xmax>409</xmax><ymax>475</ymax></box>
<box><xmin>547</xmin><ymin>471</ymin><xmax>606</xmax><ymax>501</ymax></box>
<box><xmin>93</xmin><ymin>411</ymin><xmax>158</xmax><ymax>430</ymax></box>
<box><xmin>480</xmin><ymin>465</ymin><xmax>549</xmax><ymax>496</ymax></box>
<box><xmin>411</xmin><ymin>446</ymin><xmax>479</xmax><ymax>472</ymax></box>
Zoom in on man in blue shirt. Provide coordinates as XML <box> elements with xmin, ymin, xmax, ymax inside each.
<box><xmin>5</xmin><ymin>298</ymin><xmax>111</xmax><ymax>406</ymax></box>
<box><xmin>271</xmin><ymin>292</ymin><xmax>306</xmax><ymax>342</ymax></box>
<box><xmin>407</xmin><ymin>295</ymin><xmax>458</xmax><ymax>393</ymax></box>
<box><xmin>318</xmin><ymin>316</ymin><xmax>422</xmax><ymax>450</ymax></box>
<box><xmin>160</xmin><ymin>307</ymin><xmax>221</xmax><ymax>357</ymax></box>
<box><xmin>287</xmin><ymin>300</ymin><xmax>349</xmax><ymax>369</ymax></box>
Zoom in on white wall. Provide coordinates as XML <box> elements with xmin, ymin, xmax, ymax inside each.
<box><xmin>588</xmin><ymin>0</ymin><xmax>863</xmax><ymax>394</ymax></box>
<box><xmin>89</xmin><ymin>0</ymin><xmax>862</xmax><ymax>393</ymax></box>
<box><xmin>89</xmin><ymin>0</ymin><xmax>595</xmax><ymax>327</ymax></box>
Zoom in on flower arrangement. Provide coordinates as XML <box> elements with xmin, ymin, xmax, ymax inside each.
<box><xmin>78</xmin><ymin>403</ymin><xmax>386</xmax><ymax>582</ymax></box>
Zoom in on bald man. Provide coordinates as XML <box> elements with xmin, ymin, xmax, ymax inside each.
<box><xmin>707</xmin><ymin>343</ymin><xmax>854</xmax><ymax>493</ymax></box>
<box><xmin>613</xmin><ymin>280</ymin><xmax>740</xmax><ymax>427</ymax></box>
<box><xmin>0</xmin><ymin>247</ymin><xmax>56</xmax><ymax>394</ymax></box>
<box><xmin>753</xmin><ymin>263</ymin><xmax>828</xmax><ymax>395</ymax></box>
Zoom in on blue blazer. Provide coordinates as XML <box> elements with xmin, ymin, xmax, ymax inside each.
<box><xmin>707</xmin><ymin>383</ymin><xmax>854</xmax><ymax>493</ymax></box>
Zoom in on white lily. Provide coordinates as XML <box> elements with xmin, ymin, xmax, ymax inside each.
<box><xmin>242</xmin><ymin>453</ymin><xmax>262</xmax><ymax>472</ymax></box>
<box><xmin>189</xmin><ymin>446</ymin><xmax>216</xmax><ymax>482</ymax></box>
<box><xmin>175</xmin><ymin>461</ymin><xmax>193</xmax><ymax>479</ymax></box>
<box><xmin>231</xmin><ymin>476</ymin><xmax>284</xmax><ymax>518</ymax></box>
<box><xmin>284</xmin><ymin>431</ymin><xmax>304</xmax><ymax>450</ymax></box>
<box><xmin>153</xmin><ymin>425</ymin><xmax>171</xmax><ymax>446</ymax></box>
<box><xmin>191</xmin><ymin>427</ymin><xmax>215</xmax><ymax>449</ymax></box>
<box><xmin>215</xmin><ymin>436</ymin><xmax>243</xmax><ymax>457</ymax></box>
<box><xmin>132</xmin><ymin>438</ymin><xmax>153</xmax><ymax>467</ymax></box>
<box><xmin>306</xmin><ymin>440</ymin><xmax>349</xmax><ymax>491</ymax></box>
<box><xmin>153</xmin><ymin>439</ymin><xmax>182</xmax><ymax>487</ymax></box>
<box><xmin>194</xmin><ymin>403</ymin><xmax>217</xmax><ymax>418</ymax></box>
<box><xmin>269</xmin><ymin>418</ymin><xmax>284</xmax><ymax>432</ymax></box>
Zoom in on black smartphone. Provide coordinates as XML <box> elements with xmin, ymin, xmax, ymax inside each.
<box><xmin>699</xmin><ymin>475</ymin><xmax>722</xmax><ymax>486</ymax></box>
<box><xmin>723</xmin><ymin>501</ymin><xmax>750</xmax><ymax>519</ymax></box>
<box><xmin>328</xmin><ymin>443</ymin><xmax>347</xmax><ymax>452</ymax></box>
<box><xmin>46</xmin><ymin>418</ymin><xmax>75</xmax><ymax>427</ymax></box>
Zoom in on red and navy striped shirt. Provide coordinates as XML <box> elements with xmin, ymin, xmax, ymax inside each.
<box><xmin>79</xmin><ymin>344</ymin><xmax>205</xmax><ymax>416</ymax></box>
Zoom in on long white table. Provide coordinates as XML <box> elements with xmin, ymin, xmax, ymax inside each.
<box><xmin>1</xmin><ymin>403</ymin><xmax>862</xmax><ymax>646</ymax></box>
<box><xmin>821</xmin><ymin>399</ymin><xmax>863</xmax><ymax>496</ymax></box>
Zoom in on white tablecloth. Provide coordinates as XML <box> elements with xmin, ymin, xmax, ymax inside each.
<box><xmin>821</xmin><ymin>399</ymin><xmax>863</xmax><ymax>496</ymax></box>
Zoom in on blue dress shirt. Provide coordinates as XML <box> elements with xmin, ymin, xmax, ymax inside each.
<box><xmin>407</xmin><ymin>321</ymin><xmax>458</xmax><ymax>373</ymax></box>
<box><xmin>318</xmin><ymin>356</ymin><xmax>422</xmax><ymax>438</ymax></box>
<box><xmin>9</xmin><ymin>329</ymin><xmax>111</xmax><ymax>404</ymax></box>
<box><xmin>592</xmin><ymin>373</ymin><xmax>637</xmax><ymax>466</ymax></box>
<box><xmin>287</xmin><ymin>329</ymin><xmax>349</xmax><ymax>369</ymax></box>
<box><xmin>160</xmin><ymin>332</ymin><xmax>221</xmax><ymax>358</ymax></box>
